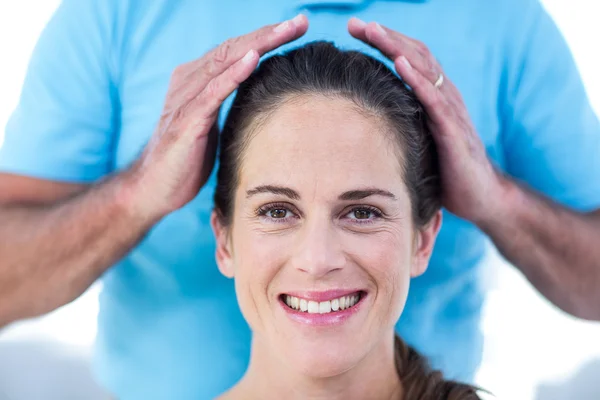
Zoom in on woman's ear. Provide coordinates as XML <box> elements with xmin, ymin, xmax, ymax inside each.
<box><xmin>410</xmin><ymin>210</ymin><xmax>443</xmax><ymax>278</ymax></box>
<box><xmin>210</xmin><ymin>210</ymin><xmax>235</xmax><ymax>278</ymax></box>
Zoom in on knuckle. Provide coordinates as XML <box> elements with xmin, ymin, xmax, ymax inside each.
<box><xmin>415</xmin><ymin>41</ymin><xmax>430</xmax><ymax>55</ymax></box>
<box><xmin>426</xmin><ymin>58</ymin><xmax>436</xmax><ymax>75</ymax></box>
<box><xmin>253</xmin><ymin>27</ymin><xmax>268</xmax><ymax>41</ymax></box>
<box><xmin>171</xmin><ymin>105</ymin><xmax>188</xmax><ymax>124</ymax></box>
<box><xmin>205</xmin><ymin>79</ymin><xmax>221</xmax><ymax>100</ymax></box>
<box><xmin>170</xmin><ymin>64</ymin><xmax>188</xmax><ymax>83</ymax></box>
<box><xmin>213</xmin><ymin>40</ymin><xmax>233</xmax><ymax>65</ymax></box>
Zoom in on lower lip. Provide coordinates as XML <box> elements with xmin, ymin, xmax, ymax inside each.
<box><xmin>279</xmin><ymin>294</ymin><xmax>366</xmax><ymax>326</ymax></box>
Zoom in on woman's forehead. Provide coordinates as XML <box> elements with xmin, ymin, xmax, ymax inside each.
<box><xmin>238</xmin><ymin>95</ymin><xmax>407</xmax><ymax>198</ymax></box>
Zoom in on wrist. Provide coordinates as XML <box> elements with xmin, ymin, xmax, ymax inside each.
<box><xmin>474</xmin><ymin>173</ymin><xmax>521</xmax><ymax>232</ymax></box>
<box><xmin>112</xmin><ymin>166</ymin><xmax>169</xmax><ymax>229</ymax></box>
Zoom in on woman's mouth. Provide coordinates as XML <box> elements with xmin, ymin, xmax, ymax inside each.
<box><xmin>278</xmin><ymin>291</ymin><xmax>366</xmax><ymax>326</ymax></box>
<box><xmin>280</xmin><ymin>292</ymin><xmax>363</xmax><ymax>314</ymax></box>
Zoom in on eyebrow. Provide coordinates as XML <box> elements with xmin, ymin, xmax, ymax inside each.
<box><xmin>246</xmin><ymin>185</ymin><xmax>396</xmax><ymax>201</ymax></box>
<box><xmin>246</xmin><ymin>185</ymin><xmax>300</xmax><ymax>200</ymax></box>
<box><xmin>338</xmin><ymin>189</ymin><xmax>397</xmax><ymax>201</ymax></box>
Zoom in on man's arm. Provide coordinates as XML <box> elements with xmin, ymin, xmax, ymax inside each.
<box><xmin>478</xmin><ymin>177</ymin><xmax>600</xmax><ymax>320</ymax></box>
<box><xmin>0</xmin><ymin>172</ymin><xmax>157</xmax><ymax>327</ymax></box>
<box><xmin>0</xmin><ymin>16</ymin><xmax>309</xmax><ymax>328</ymax></box>
<box><xmin>349</xmin><ymin>8</ymin><xmax>600</xmax><ymax>321</ymax></box>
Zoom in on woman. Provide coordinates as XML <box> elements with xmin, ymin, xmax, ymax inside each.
<box><xmin>211</xmin><ymin>41</ymin><xmax>483</xmax><ymax>399</ymax></box>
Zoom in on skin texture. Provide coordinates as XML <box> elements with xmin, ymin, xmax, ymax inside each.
<box><xmin>0</xmin><ymin>15</ymin><xmax>309</xmax><ymax>326</ymax></box>
<box><xmin>211</xmin><ymin>95</ymin><xmax>442</xmax><ymax>400</ymax></box>
<box><xmin>348</xmin><ymin>18</ymin><xmax>600</xmax><ymax>320</ymax></box>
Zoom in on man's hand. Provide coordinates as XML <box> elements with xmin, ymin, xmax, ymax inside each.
<box><xmin>348</xmin><ymin>18</ymin><xmax>506</xmax><ymax>225</ymax></box>
<box><xmin>129</xmin><ymin>14</ymin><xmax>309</xmax><ymax>221</ymax></box>
<box><xmin>0</xmin><ymin>16</ymin><xmax>310</xmax><ymax>325</ymax></box>
<box><xmin>349</xmin><ymin>18</ymin><xmax>600</xmax><ymax>320</ymax></box>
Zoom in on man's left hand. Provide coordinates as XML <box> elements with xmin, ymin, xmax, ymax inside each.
<box><xmin>348</xmin><ymin>18</ymin><xmax>507</xmax><ymax>225</ymax></box>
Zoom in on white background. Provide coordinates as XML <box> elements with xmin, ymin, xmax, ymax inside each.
<box><xmin>1</xmin><ymin>1</ymin><xmax>600</xmax><ymax>399</ymax></box>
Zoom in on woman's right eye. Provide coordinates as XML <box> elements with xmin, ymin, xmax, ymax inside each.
<box><xmin>268</xmin><ymin>209</ymin><xmax>288</xmax><ymax>219</ymax></box>
<box><xmin>257</xmin><ymin>204</ymin><xmax>298</xmax><ymax>222</ymax></box>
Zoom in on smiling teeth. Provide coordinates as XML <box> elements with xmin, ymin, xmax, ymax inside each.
<box><xmin>285</xmin><ymin>294</ymin><xmax>360</xmax><ymax>313</ymax></box>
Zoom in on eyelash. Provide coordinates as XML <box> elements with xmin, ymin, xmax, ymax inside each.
<box><xmin>255</xmin><ymin>203</ymin><xmax>383</xmax><ymax>224</ymax></box>
<box><xmin>346</xmin><ymin>206</ymin><xmax>383</xmax><ymax>224</ymax></box>
<box><xmin>256</xmin><ymin>203</ymin><xmax>299</xmax><ymax>224</ymax></box>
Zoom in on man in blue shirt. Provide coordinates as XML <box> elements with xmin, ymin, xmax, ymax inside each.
<box><xmin>1</xmin><ymin>0</ymin><xmax>599</xmax><ymax>398</ymax></box>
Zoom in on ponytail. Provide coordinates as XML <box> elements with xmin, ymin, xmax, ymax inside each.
<box><xmin>394</xmin><ymin>335</ymin><xmax>484</xmax><ymax>399</ymax></box>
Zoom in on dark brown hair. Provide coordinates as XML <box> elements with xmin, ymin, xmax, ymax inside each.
<box><xmin>214</xmin><ymin>41</ymin><xmax>482</xmax><ymax>399</ymax></box>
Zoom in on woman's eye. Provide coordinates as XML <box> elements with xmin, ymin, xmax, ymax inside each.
<box><xmin>353</xmin><ymin>209</ymin><xmax>371</xmax><ymax>219</ymax></box>
<box><xmin>257</xmin><ymin>204</ymin><xmax>297</xmax><ymax>222</ymax></box>
<box><xmin>269</xmin><ymin>209</ymin><xmax>288</xmax><ymax>219</ymax></box>
<box><xmin>346</xmin><ymin>207</ymin><xmax>381</xmax><ymax>221</ymax></box>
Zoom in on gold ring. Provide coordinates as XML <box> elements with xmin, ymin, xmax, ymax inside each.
<box><xmin>434</xmin><ymin>73</ymin><xmax>444</xmax><ymax>89</ymax></box>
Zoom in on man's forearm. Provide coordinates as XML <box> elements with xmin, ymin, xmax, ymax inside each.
<box><xmin>0</xmin><ymin>172</ymin><xmax>159</xmax><ymax>326</ymax></box>
<box><xmin>478</xmin><ymin>177</ymin><xmax>600</xmax><ymax>320</ymax></box>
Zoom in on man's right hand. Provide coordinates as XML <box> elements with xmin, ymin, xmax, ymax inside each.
<box><xmin>127</xmin><ymin>14</ymin><xmax>309</xmax><ymax>221</ymax></box>
<box><xmin>0</xmin><ymin>15</ymin><xmax>308</xmax><ymax>325</ymax></box>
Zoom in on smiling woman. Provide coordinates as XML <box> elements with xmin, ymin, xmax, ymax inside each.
<box><xmin>210</xmin><ymin>41</ymin><xmax>483</xmax><ymax>400</ymax></box>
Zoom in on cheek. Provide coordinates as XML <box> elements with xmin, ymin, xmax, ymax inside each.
<box><xmin>231</xmin><ymin>225</ymin><xmax>290</xmax><ymax>327</ymax></box>
<box><xmin>346</xmin><ymin>229</ymin><xmax>413</xmax><ymax>316</ymax></box>
<box><xmin>349</xmin><ymin>227</ymin><xmax>413</xmax><ymax>276</ymax></box>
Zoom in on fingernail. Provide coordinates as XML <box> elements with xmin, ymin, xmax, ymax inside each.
<box><xmin>351</xmin><ymin>17</ymin><xmax>367</xmax><ymax>28</ymax></box>
<box><xmin>274</xmin><ymin>20</ymin><xmax>290</xmax><ymax>33</ymax></box>
<box><xmin>399</xmin><ymin>56</ymin><xmax>412</xmax><ymax>70</ymax></box>
<box><xmin>375</xmin><ymin>23</ymin><xmax>387</xmax><ymax>36</ymax></box>
<box><xmin>292</xmin><ymin>14</ymin><xmax>305</xmax><ymax>26</ymax></box>
<box><xmin>242</xmin><ymin>49</ymin><xmax>256</xmax><ymax>64</ymax></box>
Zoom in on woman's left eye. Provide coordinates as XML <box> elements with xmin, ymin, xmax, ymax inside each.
<box><xmin>345</xmin><ymin>207</ymin><xmax>382</xmax><ymax>221</ymax></box>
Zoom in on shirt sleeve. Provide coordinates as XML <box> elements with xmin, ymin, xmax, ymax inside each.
<box><xmin>500</xmin><ymin>0</ymin><xmax>600</xmax><ymax>212</ymax></box>
<box><xmin>0</xmin><ymin>0</ymin><xmax>119</xmax><ymax>183</ymax></box>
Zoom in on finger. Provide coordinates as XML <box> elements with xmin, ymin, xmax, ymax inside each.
<box><xmin>438</xmin><ymin>77</ymin><xmax>465</xmax><ymax>113</ymax></box>
<box><xmin>349</xmin><ymin>18</ymin><xmax>440</xmax><ymax>85</ymax></box>
<box><xmin>350</xmin><ymin>17</ymin><xmax>466</xmax><ymax>130</ymax></box>
<box><xmin>394</xmin><ymin>56</ymin><xmax>456</xmax><ymax>135</ymax></box>
<box><xmin>167</xmin><ymin>15</ymin><xmax>307</xmax><ymax>108</ymax></box>
<box><xmin>349</xmin><ymin>18</ymin><xmax>419</xmax><ymax>57</ymax></box>
<box><xmin>188</xmin><ymin>49</ymin><xmax>260</xmax><ymax>129</ymax></box>
<box><xmin>347</xmin><ymin>17</ymin><xmax>369</xmax><ymax>41</ymax></box>
<box><xmin>192</xmin><ymin>14</ymin><xmax>308</xmax><ymax>88</ymax></box>
<box><xmin>366</xmin><ymin>22</ymin><xmax>439</xmax><ymax>83</ymax></box>
<box><xmin>168</xmin><ymin>49</ymin><xmax>259</xmax><ymax>141</ymax></box>
<box><xmin>348</xmin><ymin>17</ymin><xmax>418</xmax><ymax>47</ymax></box>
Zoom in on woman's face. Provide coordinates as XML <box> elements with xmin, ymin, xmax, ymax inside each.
<box><xmin>212</xmin><ymin>95</ymin><xmax>441</xmax><ymax>377</ymax></box>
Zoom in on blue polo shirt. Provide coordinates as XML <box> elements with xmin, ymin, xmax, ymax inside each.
<box><xmin>1</xmin><ymin>0</ymin><xmax>599</xmax><ymax>398</ymax></box>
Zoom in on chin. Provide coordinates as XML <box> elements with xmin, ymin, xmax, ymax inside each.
<box><xmin>283</xmin><ymin>336</ymin><xmax>362</xmax><ymax>378</ymax></box>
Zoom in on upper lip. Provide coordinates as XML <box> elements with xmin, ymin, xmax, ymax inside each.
<box><xmin>280</xmin><ymin>289</ymin><xmax>365</xmax><ymax>302</ymax></box>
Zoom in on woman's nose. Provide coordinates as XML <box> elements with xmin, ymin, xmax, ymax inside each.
<box><xmin>292</xmin><ymin>218</ymin><xmax>346</xmax><ymax>278</ymax></box>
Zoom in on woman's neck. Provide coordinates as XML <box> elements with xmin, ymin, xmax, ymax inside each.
<box><xmin>223</xmin><ymin>334</ymin><xmax>403</xmax><ymax>400</ymax></box>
